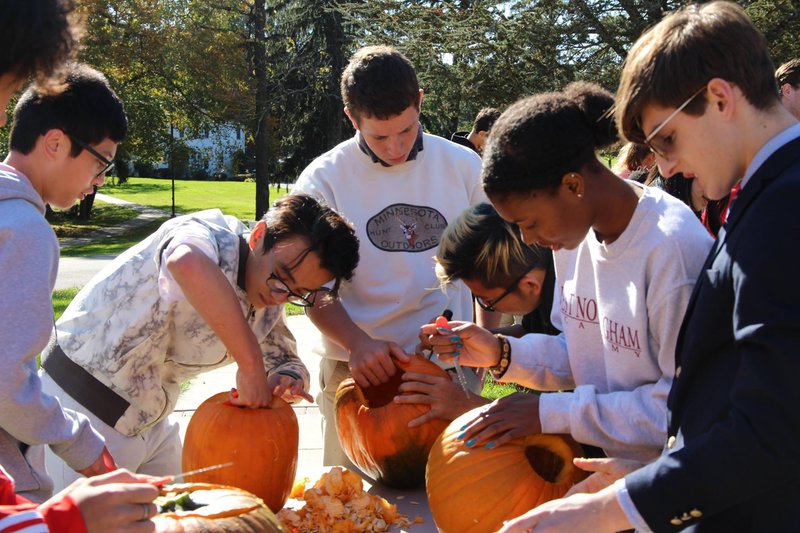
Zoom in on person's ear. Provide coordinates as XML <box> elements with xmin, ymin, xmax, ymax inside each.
<box><xmin>780</xmin><ymin>82</ymin><xmax>791</xmax><ymax>98</ymax></box>
<box><xmin>707</xmin><ymin>78</ymin><xmax>736</xmax><ymax>118</ymax></box>
<box><xmin>417</xmin><ymin>89</ymin><xmax>424</xmax><ymax>111</ymax></box>
<box><xmin>518</xmin><ymin>268</ymin><xmax>545</xmax><ymax>298</ymax></box>
<box><xmin>249</xmin><ymin>220</ymin><xmax>267</xmax><ymax>250</ymax></box>
<box><xmin>344</xmin><ymin>107</ymin><xmax>359</xmax><ymax>131</ymax></box>
<box><xmin>562</xmin><ymin>172</ymin><xmax>585</xmax><ymax>199</ymax></box>
<box><xmin>42</xmin><ymin>129</ymin><xmax>66</xmax><ymax>161</ymax></box>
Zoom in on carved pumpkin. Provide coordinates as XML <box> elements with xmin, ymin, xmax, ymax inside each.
<box><xmin>426</xmin><ymin>406</ymin><xmax>587</xmax><ymax>533</ymax></box>
<box><xmin>334</xmin><ymin>355</ymin><xmax>450</xmax><ymax>488</ymax></box>
<box><xmin>152</xmin><ymin>482</ymin><xmax>286</xmax><ymax>532</ymax></box>
<box><xmin>182</xmin><ymin>392</ymin><xmax>298</xmax><ymax>512</ymax></box>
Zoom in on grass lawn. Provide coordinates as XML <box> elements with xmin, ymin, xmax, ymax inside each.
<box><xmin>49</xmin><ymin>201</ymin><xmax>140</xmax><ymax>238</ymax></box>
<box><xmin>102</xmin><ymin>177</ymin><xmax>291</xmax><ymax>222</ymax></box>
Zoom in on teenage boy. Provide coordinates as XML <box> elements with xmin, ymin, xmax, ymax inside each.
<box><xmin>0</xmin><ymin>63</ymin><xmax>126</xmax><ymax>504</ymax></box>
<box><xmin>450</xmin><ymin>107</ymin><xmax>502</xmax><ymax>154</ymax></box>
<box><xmin>292</xmin><ymin>45</ymin><xmax>486</xmax><ymax>467</ymax></box>
<box><xmin>776</xmin><ymin>58</ymin><xmax>800</xmax><ymax>119</ymax></box>
<box><xmin>40</xmin><ymin>193</ymin><xmax>359</xmax><ymax>491</ymax></box>
<box><xmin>498</xmin><ymin>2</ymin><xmax>800</xmax><ymax>532</ymax></box>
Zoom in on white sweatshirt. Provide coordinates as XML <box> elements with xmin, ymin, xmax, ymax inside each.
<box><xmin>501</xmin><ymin>183</ymin><xmax>713</xmax><ymax>461</ymax></box>
<box><xmin>293</xmin><ymin>133</ymin><xmax>485</xmax><ymax>359</ymax></box>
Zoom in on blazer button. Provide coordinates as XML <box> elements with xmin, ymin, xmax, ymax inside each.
<box><xmin>670</xmin><ymin>517</ymin><xmax>683</xmax><ymax>526</ymax></box>
<box><xmin>690</xmin><ymin>509</ymin><xmax>703</xmax><ymax>518</ymax></box>
<box><xmin>675</xmin><ymin>366</ymin><xmax>681</xmax><ymax>378</ymax></box>
<box><xmin>667</xmin><ymin>435</ymin><xmax>676</xmax><ymax>449</ymax></box>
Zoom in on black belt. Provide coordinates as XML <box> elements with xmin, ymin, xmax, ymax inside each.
<box><xmin>42</xmin><ymin>341</ymin><xmax>130</xmax><ymax>428</ymax></box>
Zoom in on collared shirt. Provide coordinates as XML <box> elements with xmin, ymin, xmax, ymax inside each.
<box><xmin>356</xmin><ymin>123</ymin><xmax>424</xmax><ymax>167</ymax></box>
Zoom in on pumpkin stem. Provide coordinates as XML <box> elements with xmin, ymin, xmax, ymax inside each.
<box><xmin>524</xmin><ymin>445</ymin><xmax>565</xmax><ymax>484</ymax></box>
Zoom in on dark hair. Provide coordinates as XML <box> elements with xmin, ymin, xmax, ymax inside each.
<box><xmin>262</xmin><ymin>194</ymin><xmax>359</xmax><ymax>289</ymax></box>
<box><xmin>0</xmin><ymin>0</ymin><xmax>81</xmax><ymax>87</ymax></box>
<box><xmin>341</xmin><ymin>45</ymin><xmax>419</xmax><ymax>122</ymax></box>
<box><xmin>482</xmin><ymin>81</ymin><xmax>617</xmax><ymax>197</ymax></box>
<box><xmin>776</xmin><ymin>59</ymin><xmax>800</xmax><ymax>89</ymax></box>
<box><xmin>617</xmin><ymin>1</ymin><xmax>778</xmax><ymax>144</ymax></box>
<box><xmin>9</xmin><ymin>63</ymin><xmax>127</xmax><ymax>156</ymax></box>
<box><xmin>436</xmin><ymin>203</ymin><xmax>552</xmax><ymax>289</ymax></box>
<box><xmin>472</xmin><ymin>107</ymin><xmax>502</xmax><ymax>134</ymax></box>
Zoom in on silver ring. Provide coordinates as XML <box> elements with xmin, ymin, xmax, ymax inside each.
<box><xmin>140</xmin><ymin>503</ymin><xmax>150</xmax><ymax>521</ymax></box>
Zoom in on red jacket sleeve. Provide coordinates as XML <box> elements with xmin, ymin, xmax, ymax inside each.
<box><xmin>1</xmin><ymin>471</ymin><xmax>86</xmax><ymax>533</ymax></box>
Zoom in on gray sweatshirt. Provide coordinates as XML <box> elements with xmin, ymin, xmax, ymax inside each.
<box><xmin>0</xmin><ymin>163</ymin><xmax>104</xmax><ymax>499</ymax></box>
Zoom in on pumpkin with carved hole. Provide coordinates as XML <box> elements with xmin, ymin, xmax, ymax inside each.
<box><xmin>334</xmin><ymin>355</ymin><xmax>450</xmax><ymax>488</ymax></box>
<box><xmin>426</xmin><ymin>406</ymin><xmax>587</xmax><ymax>533</ymax></box>
<box><xmin>182</xmin><ymin>392</ymin><xmax>298</xmax><ymax>512</ymax></box>
<box><xmin>152</xmin><ymin>482</ymin><xmax>286</xmax><ymax>532</ymax></box>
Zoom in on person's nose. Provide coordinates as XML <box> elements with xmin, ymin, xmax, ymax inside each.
<box><xmin>655</xmin><ymin>152</ymin><xmax>680</xmax><ymax>178</ymax></box>
<box><xmin>387</xmin><ymin>137</ymin><xmax>405</xmax><ymax>158</ymax></box>
<box><xmin>519</xmin><ymin>227</ymin><xmax>538</xmax><ymax>246</ymax></box>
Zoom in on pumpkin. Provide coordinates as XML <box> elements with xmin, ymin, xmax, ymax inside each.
<box><xmin>334</xmin><ymin>355</ymin><xmax>450</xmax><ymax>488</ymax></box>
<box><xmin>152</xmin><ymin>482</ymin><xmax>286</xmax><ymax>532</ymax></box>
<box><xmin>426</xmin><ymin>406</ymin><xmax>587</xmax><ymax>533</ymax></box>
<box><xmin>182</xmin><ymin>392</ymin><xmax>298</xmax><ymax>512</ymax></box>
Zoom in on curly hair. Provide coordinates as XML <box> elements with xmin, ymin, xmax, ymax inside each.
<box><xmin>262</xmin><ymin>194</ymin><xmax>360</xmax><ymax>289</ymax></box>
<box><xmin>0</xmin><ymin>0</ymin><xmax>82</xmax><ymax>88</ymax></box>
<box><xmin>482</xmin><ymin>81</ymin><xmax>617</xmax><ymax>198</ymax></box>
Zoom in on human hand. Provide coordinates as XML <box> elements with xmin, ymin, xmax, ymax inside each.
<box><xmin>420</xmin><ymin>320</ymin><xmax>501</xmax><ymax>368</ymax></box>
<box><xmin>495</xmin><ymin>486</ymin><xmax>631</xmax><ymax>533</ymax></box>
<box><xmin>54</xmin><ymin>468</ymin><xmax>161</xmax><ymax>532</ymax></box>
<box><xmin>348</xmin><ymin>336</ymin><xmax>410</xmax><ymax>387</ymax></box>
<box><xmin>394</xmin><ymin>371</ymin><xmax>488</xmax><ymax>427</ymax></box>
<box><xmin>459</xmin><ymin>392</ymin><xmax>541</xmax><ymax>449</ymax></box>
<box><xmin>268</xmin><ymin>372</ymin><xmax>314</xmax><ymax>403</ymax></box>
<box><xmin>565</xmin><ymin>457</ymin><xmax>645</xmax><ymax>496</ymax></box>
<box><xmin>230</xmin><ymin>365</ymin><xmax>273</xmax><ymax>408</ymax></box>
<box><xmin>77</xmin><ymin>446</ymin><xmax>117</xmax><ymax>477</ymax></box>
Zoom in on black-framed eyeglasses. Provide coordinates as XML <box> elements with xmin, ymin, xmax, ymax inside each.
<box><xmin>474</xmin><ymin>271</ymin><xmax>528</xmax><ymax>312</ymax></box>
<box><xmin>68</xmin><ymin>135</ymin><xmax>115</xmax><ymax>178</ymax></box>
<box><xmin>266</xmin><ymin>272</ymin><xmax>337</xmax><ymax>308</ymax></box>
<box><xmin>643</xmin><ymin>85</ymin><xmax>707</xmax><ymax>160</ymax></box>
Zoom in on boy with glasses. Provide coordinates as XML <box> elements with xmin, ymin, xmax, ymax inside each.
<box><xmin>498</xmin><ymin>2</ymin><xmax>800</xmax><ymax>531</ymax></box>
<box><xmin>39</xmin><ymin>193</ymin><xmax>359</xmax><ymax>493</ymax></box>
<box><xmin>1</xmin><ymin>62</ymin><xmax>127</xmax><ymax>504</ymax></box>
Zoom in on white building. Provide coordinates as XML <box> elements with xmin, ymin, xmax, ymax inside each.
<box><xmin>154</xmin><ymin>123</ymin><xmax>246</xmax><ymax>179</ymax></box>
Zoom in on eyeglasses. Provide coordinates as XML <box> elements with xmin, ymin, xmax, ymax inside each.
<box><xmin>643</xmin><ymin>85</ymin><xmax>707</xmax><ymax>159</ymax></box>
<box><xmin>474</xmin><ymin>271</ymin><xmax>527</xmax><ymax>312</ymax></box>
<box><xmin>68</xmin><ymin>135</ymin><xmax>115</xmax><ymax>178</ymax></box>
<box><xmin>266</xmin><ymin>272</ymin><xmax>337</xmax><ymax>308</ymax></box>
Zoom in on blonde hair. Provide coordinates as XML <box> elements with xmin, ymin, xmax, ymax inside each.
<box><xmin>435</xmin><ymin>203</ymin><xmax>550</xmax><ymax>289</ymax></box>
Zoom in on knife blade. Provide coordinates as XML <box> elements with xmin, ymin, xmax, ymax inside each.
<box><xmin>154</xmin><ymin>462</ymin><xmax>234</xmax><ymax>486</ymax></box>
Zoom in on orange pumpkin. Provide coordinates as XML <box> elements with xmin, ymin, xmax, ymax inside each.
<box><xmin>182</xmin><ymin>392</ymin><xmax>298</xmax><ymax>512</ymax></box>
<box><xmin>152</xmin><ymin>482</ymin><xmax>286</xmax><ymax>532</ymax></box>
<box><xmin>426</xmin><ymin>406</ymin><xmax>587</xmax><ymax>533</ymax></box>
<box><xmin>334</xmin><ymin>355</ymin><xmax>450</xmax><ymax>488</ymax></box>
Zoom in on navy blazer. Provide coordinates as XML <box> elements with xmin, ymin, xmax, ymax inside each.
<box><xmin>625</xmin><ymin>135</ymin><xmax>800</xmax><ymax>532</ymax></box>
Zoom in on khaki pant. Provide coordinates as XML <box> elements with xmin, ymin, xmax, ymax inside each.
<box><xmin>41</xmin><ymin>372</ymin><xmax>181</xmax><ymax>494</ymax></box>
<box><xmin>317</xmin><ymin>358</ymin><xmax>359</xmax><ymax>470</ymax></box>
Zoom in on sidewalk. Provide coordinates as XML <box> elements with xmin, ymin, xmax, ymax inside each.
<box><xmin>57</xmin><ymin>192</ymin><xmax>169</xmax><ymax>250</ymax></box>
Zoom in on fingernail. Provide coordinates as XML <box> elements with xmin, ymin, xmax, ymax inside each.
<box><xmin>460</xmin><ymin>424</ymin><xmax>467</xmax><ymax>431</ymax></box>
<box><xmin>456</xmin><ymin>343</ymin><xmax>463</xmax><ymax>349</ymax></box>
<box><xmin>456</xmin><ymin>432</ymin><xmax>466</xmax><ymax>440</ymax></box>
<box><xmin>437</xmin><ymin>327</ymin><xmax>450</xmax><ymax>333</ymax></box>
<box><xmin>466</xmin><ymin>439</ymin><xmax>476</xmax><ymax>448</ymax></box>
<box><xmin>484</xmin><ymin>441</ymin><xmax>496</xmax><ymax>449</ymax></box>
<box><xmin>450</xmin><ymin>336</ymin><xmax>461</xmax><ymax>343</ymax></box>
<box><xmin>452</xmin><ymin>351</ymin><xmax>460</xmax><ymax>357</ymax></box>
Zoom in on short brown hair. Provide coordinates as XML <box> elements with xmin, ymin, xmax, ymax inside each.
<box><xmin>471</xmin><ymin>107</ymin><xmax>501</xmax><ymax>134</ymax></box>
<box><xmin>616</xmin><ymin>1</ymin><xmax>778</xmax><ymax>144</ymax></box>
<box><xmin>340</xmin><ymin>45</ymin><xmax>419</xmax><ymax>123</ymax></box>
<box><xmin>776</xmin><ymin>59</ymin><xmax>800</xmax><ymax>89</ymax></box>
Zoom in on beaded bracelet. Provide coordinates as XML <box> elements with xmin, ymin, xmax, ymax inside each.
<box><xmin>490</xmin><ymin>334</ymin><xmax>511</xmax><ymax>379</ymax></box>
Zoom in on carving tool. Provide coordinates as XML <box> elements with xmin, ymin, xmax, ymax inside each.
<box><xmin>435</xmin><ymin>309</ymin><xmax>470</xmax><ymax>398</ymax></box>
